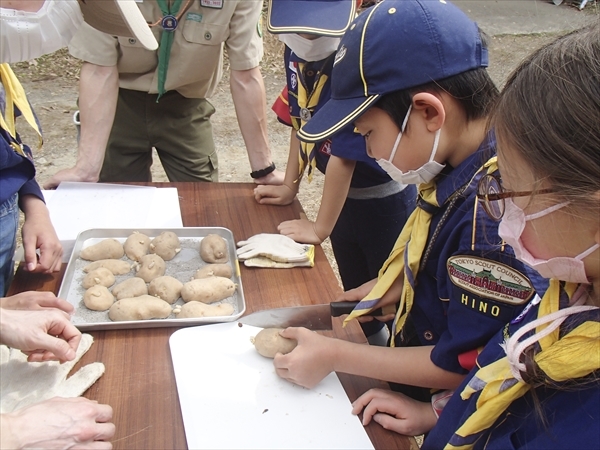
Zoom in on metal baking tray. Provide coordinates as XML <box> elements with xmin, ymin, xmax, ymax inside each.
<box><xmin>58</xmin><ymin>227</ymin><xmax>245</xmax><ymax>331</ymax></box>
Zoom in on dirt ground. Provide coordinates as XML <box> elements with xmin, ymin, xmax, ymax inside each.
<box><xmin>11</xmin><ymin>31</ymin><xmax>562</xmax><ymax>283</ymax></box>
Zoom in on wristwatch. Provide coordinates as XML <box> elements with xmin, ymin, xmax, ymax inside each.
<box><xmin>250</xmin><ymin>162</ymin><xmax>276</xmax><ymax>179</ymax></box>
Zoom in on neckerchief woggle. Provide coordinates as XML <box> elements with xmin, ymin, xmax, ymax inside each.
<box><xmin>0</xmin><ymin>64</ymin><xmax>42</xmax><ymax>157</ymax></box>
<box><xmin>295</xmin><ymin>61</ymin><xmax>329</xmax><ymax>183</ymax></box>
<box><xmin>445</xmin><ymin>279</ymin><xmax>599</xmax><ymax>449</ymax></box>
<box><xmin>156</xmin><ymin>0</ymin><xmax>184</xmax><ymax>101</ymax></box>
<box><xmin>343</xmin><ymin>157</ymin><xmax>499</xmax><ymax>345</ymax></box>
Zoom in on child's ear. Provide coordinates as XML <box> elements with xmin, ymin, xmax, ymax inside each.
<box><xmin>411</xmin><ymin>92</ymin><xmax>445</xmax><ymax>133</ymax></box>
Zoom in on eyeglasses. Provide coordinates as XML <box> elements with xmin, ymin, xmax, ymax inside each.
<box><xmin>476</xmin><ymin>174</ymin><xmax>554</xmax><ymax>220</ymax></box>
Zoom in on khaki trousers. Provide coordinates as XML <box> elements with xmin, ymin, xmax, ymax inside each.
<box><xmin>100</xmin><ymin>88</ymin><xmax>218</xmax><ymax>182</ymax></box>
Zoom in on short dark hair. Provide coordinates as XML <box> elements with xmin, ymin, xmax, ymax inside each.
<box><xmin>375</xmin><ymin>29</ymin><xmax>498</xmax><ymax>126</ymax></box>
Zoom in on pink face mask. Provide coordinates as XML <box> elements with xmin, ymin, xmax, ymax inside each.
<box><xmin>499</xmin><ymin>198</ymin><xmax>599</xmax><ymax>284</ymax></box>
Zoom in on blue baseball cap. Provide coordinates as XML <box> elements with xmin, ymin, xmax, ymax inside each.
<box><xmin>267</xmin><ymin>0</ymin><xmax>359</xmax><ymax>37</ymax></box>
<box><xmin>297</xmin><ymin>0</ymin><xmax>488</xmax><ymax>142</ymax></box>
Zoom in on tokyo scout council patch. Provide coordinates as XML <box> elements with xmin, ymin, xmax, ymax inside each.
<box><xmin>447</xmin><ymin>256</ymin><xmax>534</xmax><ymax>321</ymax></box>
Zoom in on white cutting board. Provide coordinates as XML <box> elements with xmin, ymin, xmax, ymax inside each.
<box><xmin>169</xmin><ymin>323</ymin><xmax>374</xmax><ymax>449</ymax></box>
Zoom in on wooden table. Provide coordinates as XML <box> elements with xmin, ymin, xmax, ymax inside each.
<box><xmin>8</xmin><ymin>182</ymin><xmax>417</xmax><ymax>450</ymax></box>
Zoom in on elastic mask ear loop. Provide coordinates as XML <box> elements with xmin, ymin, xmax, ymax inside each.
<box><xmin>386</xmin><ymin>104</ymin><xmax>412</xmax><ymax>163</ymax></box>
<box><xmin>427</xmin><ymin>128</ymin><xmax>441</xmax><ymax>162</ymax></box>
<box><xmin>524</xmin><ymin>201</ymin><xmax>569</xmax><ymax>221</ymax></box>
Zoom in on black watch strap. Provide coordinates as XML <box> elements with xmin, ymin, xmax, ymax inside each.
<box><xmin>250</xmin><ymin>162</ymin><xmax>276</xmax><ymax>179</ymax></box>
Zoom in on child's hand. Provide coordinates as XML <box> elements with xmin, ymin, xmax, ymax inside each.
<box><xmin>277</xmin><ymin>219</ymin><xmax>324</xmax><ymax>244</ymax></box>
<box><xmin>253</xmin><ymin>184</ymin><xmax>296</xmax><ymax>205</ymax></box>
<box><xmin>273</xmin><ymin>327</ymin><xmax>336</xmax><ymax>389</ymax></box>
<box><xmin>19</xmin><ymin>195</ymin><xmax>63</xmax><ymax>273</ymax></box>
<box><xmin>351</xmin><ymin>388</ymin><xmax>438</xmax><ymax>436</ymax></box>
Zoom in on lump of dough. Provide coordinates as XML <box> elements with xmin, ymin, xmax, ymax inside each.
<box><xmin>252</xmin><ymin>328</ymin><xmax>297</xmax><ymax>358</ymax></box>
<box><xmin>135</xmin><ymin>254</ymin><xmax>166</xmax><ymax>282</ymax></box>
<box><xmin>84</xmin><ymin>285</ymin><xmax>115</xmax><ymax>311</ymax></box>
<box><xmin>82</xmin><ymin>268</ymin><xmax>115</xmax><ymax>289</ymax></box>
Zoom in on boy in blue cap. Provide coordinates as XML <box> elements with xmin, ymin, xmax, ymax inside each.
<box><xmin>273</xmin><ymin>0</ymin><xmax>546</xmax><ymax>408</ymax></box>
<box><xmin>256</xmin><ymin>0</ymin><xmax>416</xmax><ymax>344</ymax></box>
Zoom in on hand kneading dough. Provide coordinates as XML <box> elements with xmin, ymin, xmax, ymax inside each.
<box><xmin>135</xmin><ymin>254</ymin><xmax>166</xmax><ymax>282</ymax></box>
<box><xmin>124</xmin><ymin>232</ymin><xmax>151</xmax><ymax>261</ymax></box>
<box><xmin>176</xmin><ymin>301</ymin><xmax>234</xmax><ymax>318</ymax></box>
<box><xmin>84</xmin><ymin>285</ymin><xmax>115</xmax><ymax>311</ymax></box>
<box><xmin>82</xmin><ymin>267</ymin><xmax>115</xmax><ymax>289</ymax></box>
<box><xmin>253</xmin><ymin>328</ymin><xmax>298</xmax><ymax>358</ymax></box>
<box><xmin>148</xmin><ymin>276</ymin><xmax>183</xmax><ymax>304</ymax></box>
<box><xmin>112</xmin><ymin>277</ymin><xmax>148</xmax><ymax>300</ymax></box>
<box><xmin>80</xmin><ymin>238</ymin><xmax>124</xmax><ymax>261</ymax></box>
<box><xmin>108</xmin><ymin>295</ymin><xmax>172</xmax><ymax>321</ymax></box>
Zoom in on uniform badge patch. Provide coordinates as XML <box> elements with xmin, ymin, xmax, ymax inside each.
<box><xmin>200</xmin><ymin>0</ymin><xmax>223</xmax><ymax>8</ymax></box>
<box><xmin>319</xmin><ymin>140</ymin><xmax>332</xmax><ymax>155</ymax></box>
<box><xmin>447</xmin><ymin>256</ymin><xmax>534</xmax><ymax>305</ymax></box>
<box><xmin>290</xmin><ymin>72</ymin><xmax>297</xmax><ymax>90</ymax></box>
<box><xmin>334</xmin><ymin>45</ymin><xmax>347</xmax><ymax>66</ymax></box>
<box><xmin>186</xmin><ymin>12</ymin><xmax>203</xmax><ymax>22</ymax></box>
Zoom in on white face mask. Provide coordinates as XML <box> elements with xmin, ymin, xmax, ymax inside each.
<box><xmin>1</xmin><ymin>0</ymin><xmax>84</xmax><ymax>63</ymax></box>
<box><xmin>499</xmin><ymin>198</ymin><xmax>599</xmax><ymax>284</ymax></box>
<box><xmin>278</xmin><ymin>34</ymin><xmax>340</xmax><ymax>62</ymax></box>
<box><xmin>375</xmin><ymin>105</ymin><xmax>446</xmax><ymax>185</ymax></box>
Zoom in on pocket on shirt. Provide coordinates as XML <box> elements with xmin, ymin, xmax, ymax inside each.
<box><xmin>182</xmin><ymin>20</ymin><xmax>228</xmax><ymax>45</ymax></box>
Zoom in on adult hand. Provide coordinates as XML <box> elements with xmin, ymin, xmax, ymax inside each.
<box><xmin>42</xmin><ymin>165</ymin><xmax>99</xmax><ymax>190</ymax></box>
<box><xmin>351</xmin><ymin>388</ymin><xmax>438</xmax><ymax>436</ymax></box>
<box><xmin>0</xmin><ymin>308</ymin><xmax>80</xmax><ymax>363</ymax></box>
<box><xmin>254</xmin><ymin>184</ymin><xmax>296</xmax><ymax>206</ymax></box>
<box><xmin>19</xmin><ymin>196</ymin><xmax>63</xmax><ymax>273</ymax></box>
<box><xmin>0</xmin><ymin>291</ymin><xmax>74</xmax><ymax>314</ymax></box>
<box><xmin>273</xmin><ymin>327</ymin><xmax>336</xmax><ymax>389</ymax></box>
<box><xmin>253</xmin><ymin>169</ymin><xmax>285</xmax><ymax>186</ymax></box>
<box><xmin>0</xmin><ymin>397</ymin><xmax>115</xmax><ymax>449</ymax></box>
<box><xmin>278</xmin><ymin>219</ymin><xmax>324</xmax><ymax>245</ymax></box>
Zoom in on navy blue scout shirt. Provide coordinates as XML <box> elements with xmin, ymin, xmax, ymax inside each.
<box><xmin>278</xmin><ymin>46</ymin><xmax>393</xmax><ymax>188</ymax></box>
<box><xmin>0</xmin><ymin>82</ymin><xmax>44</xmax><ymax>206</ymax></box>
<box><xmin>397</xmin><ymin>133</ymin><xmax>547</xmax><ymax>374</ymax></box>
<box><xmin>423</xmin><ymin>290</ymin><xmax>600</xmax><ymax>449</ymax></box>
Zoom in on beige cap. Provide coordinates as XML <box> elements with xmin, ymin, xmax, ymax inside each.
<box><xmin>77</xmin><ymin>0</ymin><xmax>158</xmax><ymax>50</ymax></box>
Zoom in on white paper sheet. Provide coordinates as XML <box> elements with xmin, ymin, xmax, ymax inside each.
<box><xmin>40</xmin><ymin>182</ymin><xmax>183</xmax><ymax>260</ymax></box>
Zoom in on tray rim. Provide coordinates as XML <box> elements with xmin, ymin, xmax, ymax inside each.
<box><xmin>58</xmin><ymin>227</ymin><xmax>246</xmax><ymax>331</ymax></box>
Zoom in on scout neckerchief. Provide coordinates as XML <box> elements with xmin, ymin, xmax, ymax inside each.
<box><xmin>343</xmin><ymin>157</ymin><xmax>499</xmax><ymax>345</ymax></box>
<box><xmin>446</xmin><ymin>279</ymin><xmax>599</xmax><ymax>450</ymax></box>
<box><xmin>153</xmin><ymin>0</ymin><xmax>192</xmax><ymax>101</ymax></box>
<box><xmin>294</xmin><ymin>55</ymin><xmax>333</xmax><ymax>182</ymax></box>
<box><xmin>0</xmin><ymin>64</ymin><xmax>42</xmax><ymax>157</ymax></box>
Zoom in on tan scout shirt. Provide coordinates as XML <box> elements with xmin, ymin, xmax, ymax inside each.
<box><xmin>69</xmin><ymin>0</ymin><xmax>264</xmax><ymax>99</ymax></box>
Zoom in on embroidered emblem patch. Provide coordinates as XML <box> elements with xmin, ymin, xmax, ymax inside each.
<box><xmin>186</xmin><ymin>12</ymin><xmax>203</xmax><ymax>22</ymax></box>
<box><xmin>200</xmin><ymin>0</ymin><xmax>223</xmax><ymax>9</ymax></box>
<box><xmin>334</xmin><ymin>45</ymin><xmax>347</xmax><ymax>66</ymax></box>
<box><xmin>290</xmin><ymin>72</ymin><xmax>297</xmax><ymax>90</ymax></box>
<box><xmin>319</xmin><ymin>140</ymin><xmax>332</xmax><ymax>155</ymax></box>
<box><xmin>447</xmin><ymin>256</ymin><xmax>534</xmax><ymax>305</ymax></box>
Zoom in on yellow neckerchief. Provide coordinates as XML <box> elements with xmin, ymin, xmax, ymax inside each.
<box><xmin>0</xmin><ymin>64</ymin><xmax>42</xmax><ymax>156</ymax></box>
<box><xmin>343</xmin><ymin>157</ymin><xmax>499</xmax><ymax>344</ymax></box>
<box><xmin>295</xmin><ymin>61</ymin><xmax>329</xmax><ymax>183</ymax></box>
<box><xmin>446</xmin><ymin>279</ymin><xmax>600</xmax><ymax>450</ymax></box>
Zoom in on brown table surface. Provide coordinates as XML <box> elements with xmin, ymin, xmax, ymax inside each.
<box><xmin>8</xmin><ymin>182</ymin><xmax>418</xmax><ymax>450</ymax></box>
